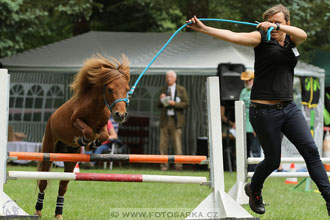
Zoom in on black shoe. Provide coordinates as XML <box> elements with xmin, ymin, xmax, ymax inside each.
<box><xmin>245</xmin><ymin>183</ymin><xmax>265</xmax><ymax>214</ymax></box>
<box><xmin>326</xmin><ymin>202</ymin><xmax>330</xmax><ymax>216</ymax></box>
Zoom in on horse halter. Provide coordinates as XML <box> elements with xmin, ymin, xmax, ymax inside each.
<box><xmin>103</xmin><ymin>85</ymin><xmax>129</xmax><ymax>112</ymax></box>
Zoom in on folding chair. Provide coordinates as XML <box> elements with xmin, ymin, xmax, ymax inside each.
<box><xmin>103</xmin><ymin>139</ymin><xmax>123</xmax><ymax>170</ymax></box>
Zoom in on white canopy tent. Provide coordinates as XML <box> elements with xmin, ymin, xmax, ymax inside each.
<box><xmin>0</xmin><ymin>31</ymin><xmax>324</xmax><ymax>76</ymax></box>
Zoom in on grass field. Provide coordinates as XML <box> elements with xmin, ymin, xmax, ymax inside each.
<box><xmin>4</xmin><ymin>164</ymin><xmax>330</xmax><ymax>220</ymax></box>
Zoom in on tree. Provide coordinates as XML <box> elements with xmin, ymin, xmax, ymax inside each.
<box><xmin>289</xmin><ymin>0</ymin><xmax>330</xmax><ymax>52</ymax></box>
<box><xmin>1</xmin><ymin>0</ymin><xmax>329</xmax><ymax>59</ymax></box>
<box><xmin>90</xmin><ymin>0</ymin><xmax>185</xmax><ymax>32</ymax></box>
<box><xmin>0</xmin><ymin>0</ymin><xmax>48</xmax><ymax>57</ymax></box>
<box><xmin>0</xmin><ymin>0</ymin><xmax>102</xmax><ymax>58</ymax></box>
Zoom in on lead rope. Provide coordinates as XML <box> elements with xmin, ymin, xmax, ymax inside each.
<box><xmin>106</xmin><ymin>18</ymin><xmax>273</xmax><ymax>111</ymax></box>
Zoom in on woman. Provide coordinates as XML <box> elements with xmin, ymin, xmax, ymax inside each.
<box><xmin>187</xmin><ymin>4</ymin><xmax>330</xmax><ymax>216</ymax></box>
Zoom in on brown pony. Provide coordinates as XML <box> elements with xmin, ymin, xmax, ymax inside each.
<box><xmin>34</xmin><ymin>54</ymin><xmax>130</xmax><ymax>219</ymax></box>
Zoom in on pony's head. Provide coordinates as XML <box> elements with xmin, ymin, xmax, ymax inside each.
<box><xmin>71</xmin><ymin>54</ymin><xmax>130</xmax><ymax>122</ymax></box>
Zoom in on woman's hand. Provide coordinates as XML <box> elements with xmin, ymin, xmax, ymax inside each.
<box><xmin>256</xmin><ymin>21</ymin><xmax>277</xmax><ymax>32</ymax></box>
<box><xmin>186</xmin><ymin>15</ymin><xmax>206</xmax><ymax>32</ymax></box>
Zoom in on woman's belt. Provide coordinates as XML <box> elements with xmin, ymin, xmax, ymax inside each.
<box><xmin>250</xmin><ymin>101</ymin><xmax>292</xmax><ymax>110</ymax></box>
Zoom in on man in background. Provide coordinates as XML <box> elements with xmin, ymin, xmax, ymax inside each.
<box><xmin>158</xmin><ymin>70</ymin><xmax>189</xmax><ymax>171</ymax></box>
<box><xmin>239</xmin><ymin>71</ymin><xmax>261</xmax><ymax>171</ymax></box>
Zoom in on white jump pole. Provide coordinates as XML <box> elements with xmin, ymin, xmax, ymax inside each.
<box><xmin>248</xmin><ymin>157</ymin><xmax>330</xmax><ymax>164</ymax></box>
<box><xmin>228</xmin><ymin>101</ymin><xmax>249</xmax><ymax>204</ymax></box>
<box><xmin>0</xmin><ymin>69</ymin><xmax>9</xmax><ymax>215</ymax></box>
<box><xmin>0</xmin><ymin>69</ymin><xmax>28</xmax><ymax>216</ymax></box>
<box><xmin>187</xmin><ymin>77</ymin><xmax>254</xmax><ymax>219</ymax></box>
<box><xmin>247</xmin><ymin>172</ymin><xmax>330</xmax><ymax>178</ymax></box>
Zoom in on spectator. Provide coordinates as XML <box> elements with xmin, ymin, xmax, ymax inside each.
<box><xmin>239</xmin><ymin>71</ymin><xmax>261</xmax><ymax>172</ymax></box>
<box><xmin>220</xmin><ymin>102</ymin><xmax>235</xmax><ymax>129</ymax></box>
<box><xmin>159</xmin><ymin>70</ymin><xmax>189</xmax><ymax>171</ymax></box>
<box><xmin>220</xmin><ymin>101</ymin><xmax>236</xmax><ymax>172</ymax></box>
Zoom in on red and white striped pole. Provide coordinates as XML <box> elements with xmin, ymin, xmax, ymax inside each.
<box><xmin>8</xmin><ymin>171</ymin><xmax>207</xmax><ymax>185</ymax></box>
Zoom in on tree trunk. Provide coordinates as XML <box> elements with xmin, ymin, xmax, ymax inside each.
<box><xmin>186</xmin><ymin>0</ymin><xmax>208</xmax><ymax>32</ymax></box>
<box><xmin>72</xmin><ymin>16</ymin><xmax>90</xmax><ymax>36</ymax></box>
<box><xmin>186</xmin><ymin>0</ymin><xmax>208</xmax><ymax>19</ymax></box>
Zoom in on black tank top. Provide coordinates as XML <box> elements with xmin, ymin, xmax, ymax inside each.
<box><xmin>251</xmin><ymin>30</ymin><xmax>299</xmax><ymax>100</ymax></box>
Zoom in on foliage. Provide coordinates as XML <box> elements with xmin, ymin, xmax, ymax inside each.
<box><xmin>289</xmin><ymin>0</ymin><xmax>330</xmax><ymax>52</ymax></box>
<box><xmin>0</xmin><ymin>0</ymin><xmax>329</xmax><ymax>59</ymax></box>
<box><xmin>0</xmin><ymin>0</ymin><xmax>102</xmax><ymax>58</ymax></box>
<box><xmin>90</xmin><ymin>0</ymin><xmax>185</xmax><ymax>32</ymax></box>
<box><xmin>0</xmin><ymin>0</ymin><xmax>48</xmax><ymax>57</ymax></box>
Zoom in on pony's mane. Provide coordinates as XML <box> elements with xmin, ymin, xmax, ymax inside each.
<box><xmin>70</xmin><ymin>54</ymin><xmax>130</xmax><ymax>97</ymax></box>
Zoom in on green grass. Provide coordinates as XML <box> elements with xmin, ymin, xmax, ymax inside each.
<box><xmin>4</xmin><ymin>165</ymin><xmax>330</xmax><ymax>220</ymax></box>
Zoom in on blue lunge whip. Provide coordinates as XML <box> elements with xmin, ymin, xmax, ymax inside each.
<box><xmin>107</xmin><ymin>18</ymin><xmax>274</xmax><ymax>110</ymax></box>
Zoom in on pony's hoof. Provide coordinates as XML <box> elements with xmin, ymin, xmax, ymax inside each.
<box><xmin>55</xmin><ymin>214</ymin><xmax>63</xmax><ymax>220</ymax></box>
<box><xmin>34</xmin><ymin>210</ymin><xmax>42</xmax><ymax>217</ymax></box>
<box><xmin>74</xmin><ymin>136</ymin><xmax>90</xmax><ymax>147</ymax></box>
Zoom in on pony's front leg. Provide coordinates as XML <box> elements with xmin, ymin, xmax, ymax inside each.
<box><xmin>86</xmin><ymin>124</ymin><xmax>109</xmax><ymax>151</ymax></box>
<box><xmin>96</xmin><ymin>124</ymin><xmax>109</xmax><ymax>143</ymax></box>
<box><xmin>72</xmin><ymin>118</ymin><xmax>93</xmax><ymax>146</ymax></box>
<box><xmin>55</xmin><ymin>162</ymin><xmax>77</xmax><ymax>220</ymax></box>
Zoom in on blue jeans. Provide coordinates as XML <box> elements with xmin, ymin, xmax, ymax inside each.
<box><xmin>93</xmin><ymin>143</ymin><xmax>112</xmax><ymax>154</ymax></box>
<box><xmin>85</xmin><ymin>143</ymin><xmax>112</xmax><ymax>155</ymax></box>
<box><xmin>249</xmin><ymin>101</ymin><xmax>330</xmax><ymax>202</ymax></box>
<box><xmin>85</xmin><ymin>143</ymin><xmax>112</xmax><ymax>165</ymax></box>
